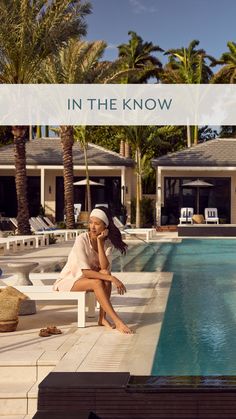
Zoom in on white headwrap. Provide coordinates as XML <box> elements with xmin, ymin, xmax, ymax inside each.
<box><xmin>90</xmin><ymin>209</ymin><xmax>109</xmax><ymax>226</ymax></box>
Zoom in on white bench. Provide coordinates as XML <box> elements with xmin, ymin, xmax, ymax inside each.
<box><xmin>0</xmin><ymin>237</ymin><xmax>27</xmax><ymax>254</ymax></box>
<box><xmin>0</xmin><ymin>235</ymin><xmax>49</xmax><ymax>255</ymax></box>
<box><xmin>0</xmin><ymin>285</ymin><xmax>96</xmax><ymax>327</ymax></box>
<box><xmin>123</xmin><ymin>228</ymin><xmax>155</xmax><ymax>242</ymax></box>
<box><xmin>21</xmin><ymin>235</ymin><xmax>49</xmax><ymax>248</ymax></box>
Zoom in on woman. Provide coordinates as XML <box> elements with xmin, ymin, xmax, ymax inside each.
<box><xmin>53</xmin><ymin>206</ymin><xmax>133</xmax><ymax>334</ymax></box>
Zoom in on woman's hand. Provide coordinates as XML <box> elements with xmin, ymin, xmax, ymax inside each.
<box><xmin>111</xmin><ymin>275</ymin><xmax>127</xmax><ymax>295</ymax></box>
<box><xmin>97</xmin><ymin>228</ymin><xmax>109</xmax><ymax>241</ymax></box>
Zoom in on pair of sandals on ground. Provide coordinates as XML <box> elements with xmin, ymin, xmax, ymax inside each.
<box><xmin>39</xmin><ymin>325</ymin><xmax>62</xmax><ymax>337</ymax></box>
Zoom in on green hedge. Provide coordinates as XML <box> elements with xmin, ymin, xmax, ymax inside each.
<box><xmin>131</xmin><ymin>197</ymin><xmax>155</xmax><ymax>227</ymax></box>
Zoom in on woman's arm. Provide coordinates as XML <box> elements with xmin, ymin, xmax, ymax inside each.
<box><xmin>81</xmin><ymin>269</ymin><xmax>126</xmax><ymax>295</ymax></box>
<box><xmin>82</xmin><ymin>269</ymin><xmax>112</xmax><ymax>281</ymax></box>
<box><xmin>97</xmin><ymin>229</ymin><xmax>110</xmax><ymax>270</ymax></box>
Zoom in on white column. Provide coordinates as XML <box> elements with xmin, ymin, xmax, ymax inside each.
<box><xmin>156</xmin><ymin>166</ymin><xmax>162</xmax><ymax>226</ymax></box>
<box><xmin>40</xmin><ymin>168</ymin><xmax>45</xmax><ymax>209</ymax></box>
<box><xmin>121</xmin><ymin>167</ymin><xmax>125</xmax><ymax>205</ymax></box>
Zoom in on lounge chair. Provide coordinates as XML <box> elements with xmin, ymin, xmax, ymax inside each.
<box><xmin>9</xmin><ymin>218</ymin><xmax>49</xmax><ymax>248</ymax></box>
<box><xmin>204</xmin><ymin>208</ymin><xmax>219</xmax><ymax>224</ymax></box>
<box><xmin>43</xmin><ymin>216</ymin><xmax>56</xmax><ymax>228</ymax></box>
<box><xmin>179</xmin><ymin>207</ymin><xmax>194</xmax><ymax>224</ymax></box>
<box><xmin>113</xmin><ymin>216</ymin><xmax>155</xmax><ymax>242</ymax></box>
<box><xmin>33</xmin><ymin>217</ymin><xmax>79</xmax><ymax>240</ymax></box>
<box><xmin>113</xmin><ymin>216</ymin><xmax>127</xmax><ymax>229</ymax></box>
<box><xmin>10</xmin><ymin>217</ymin><xmax>73</xmax><ymax>242</ymax></box>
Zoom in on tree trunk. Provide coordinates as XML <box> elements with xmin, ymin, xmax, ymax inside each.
<box><xmin>60</xmin><ymin>126</ymin><xmax>75</xmax><ymax>229</ymax></box>
<box><xmin>84</xmin><ymin>145</ymin><xmax>91</xmax><ymax>213</ymax></box>
<box><xmin>193</xmin><ymin>125</ymin><xmax>198</xmax><ymax>145</ymax></box>
<box><xmin>135</xmin><ymin>148</ymin><xmax>142</xmax><ymax>228</ymax></box>
<box><xmin>136</xmin><ymin>175</ymin><xmax>141</xmax><ymax>228</ymax></box>
<box><xmin>12</xmin><ymin>126</ymin><xmax>31</xmax><ymax>235</ymax></box>
<box><xmin>36</xmin><ymin>126</ymin><xmax>42</xmax><ymax>138</ymax></box>
<box><xmin>45</xmin><ymin>126</ymin><xmax>49</xmax><ymax>137</ymax></box>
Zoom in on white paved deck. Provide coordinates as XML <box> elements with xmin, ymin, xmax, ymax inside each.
<box><xmin>0</xmin><ymin>232</ymin><xmax>177</xmax><ymax>417</ymax></box>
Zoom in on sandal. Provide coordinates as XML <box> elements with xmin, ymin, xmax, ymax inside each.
<box><xmin>46</xmin><ymin>325</ymin><xmax>62</xmax><ymax>335</ymax></box>
<box><xmin>39</xmin><ymin>328</ymin><xmax>51</xmax><ymax>337</ymax></box>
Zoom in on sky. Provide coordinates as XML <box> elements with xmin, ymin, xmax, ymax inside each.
<box><xmin>86</xmin><ymin>0</ymin><xmax>236</xmax><ymax>64</ymax></box>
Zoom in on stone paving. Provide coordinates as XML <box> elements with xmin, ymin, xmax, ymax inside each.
<box><xmin>0</xmin><ymin>232</ymin><xmax>177</xmax><ymax>417</ymax></box>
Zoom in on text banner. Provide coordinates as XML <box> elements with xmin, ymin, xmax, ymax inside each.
<box><xmin>0</xmin><ymin>84</ymin><xmax>236</xmax><ymax>125</ymax></box>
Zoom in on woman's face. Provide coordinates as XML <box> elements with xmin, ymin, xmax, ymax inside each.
<box><xmin>89</xmin><ymin>216</ymin><xmax>106</xmax><ymax>237</ymax></box>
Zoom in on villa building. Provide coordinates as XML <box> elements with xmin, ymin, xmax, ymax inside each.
<box><xmin>0</xmin><ymin>137</ymin><xmax>135</xmax><ymax>222</ymax></box>
<box><xmin>152</xmin><ymin>138</ymin><xmax>236</xmax><ymax>225</ymax></box>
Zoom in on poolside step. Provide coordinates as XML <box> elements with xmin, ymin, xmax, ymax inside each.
<box><xmin>112</xmin><ymin>243</ymin><xmax>156</xmax><ymax>271</ymax></box>
<box><xmin>142</xmin><ymin>242</ymin><xmax>176</xmax><ymax>272</ymax></box>
<box><xmin>0</xmin><ymin>349</ymin><xmax>68</xmax><ymax>416</ymax></box>
<box><xmin>0</xmin><ymin>381</ymin><xmax>35</xmax><ymax>416</ymax></box>
<box><xmin>123</xmin><ymin>243</ymin><xmax>163</xmax><ymax>271</ymax></box>
<box><xmin>111</xmin><ymin>243</ymin><xmax>145</xmax><ymax>269</ymax></box>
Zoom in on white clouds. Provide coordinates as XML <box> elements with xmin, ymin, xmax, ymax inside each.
<box><xmin>106</xmin><ymin>44</ymin><xmax>118</xmax><ymax>50</ymax></box>
<box><xmin>128</xmin><ymin>0</ymin><xmax>158</xmax><ymax>14</ymax></box>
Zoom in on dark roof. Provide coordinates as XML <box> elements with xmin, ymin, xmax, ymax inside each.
<box><xmin>0</xmin><ymin>137</ymin><xmax>134</xmax><ymax>167</ymax></box>
<box><xmin>152</xmin><ymin>139</ymin><xmax>236</xmax><ymax>167</ymax></box>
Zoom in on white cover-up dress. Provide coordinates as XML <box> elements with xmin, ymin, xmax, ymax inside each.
<box><xmin>53</xmin><ymin>232</ymin><xmax>113</xmax><ymax>291</ymax></box>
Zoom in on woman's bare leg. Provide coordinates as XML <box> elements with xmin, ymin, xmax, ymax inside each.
<box><xmin>98</xmin><ymin>281</ymin><xmax>114</xmax><ymax>329</ymax></box>
<box><xmin>71</xmin><ymin>278</ymin><xmax>133</xmax><ymax>334</ymax></box>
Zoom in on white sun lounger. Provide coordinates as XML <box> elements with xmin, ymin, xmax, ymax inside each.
<box><xmin>113</xmin><ymin>217</ymin><xmax>155</xmax><ymax>241</ymax></box>
<box><xmin>0</xmin><ymin>285</ymin><xmax>96</xmax><ymax>327</ymax></box>
<box><xmin>34</xmin><ymin>217</ymin><xmax>79</xmax><ymax>241</ymax></box>
<box><xmin>123</xmin><ymin>228</ymin><xmax>155</xmax><ymax>241</ymax></box>
<box><xmin>0</xmin><ymin>236</ymin><xmax>37</xmax><ymax>254</ymax></box>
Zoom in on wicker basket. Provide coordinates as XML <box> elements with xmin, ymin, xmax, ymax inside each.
<box><xmin>0</xmin><ymin>319</ymin><xmax>18</xmax><ymax>332</ymax></box>
<box><xmin>192</xmin><ymin>214</ymin><xmax>205</xmax><ymax>224</ymax></box>
<box><xmin>0</xmin><ymin>286</ymin><xmax>28</xmax><ymax>300</ymax></box>
<box><xmin>0</xmin><ymin>287</ymin><xmax>28</xmax><ymax>332</ymax></box>
<box><xmin>0</xmin><ymin>295</ymin><xmax>20</xmax><ymax>322</ymax></box>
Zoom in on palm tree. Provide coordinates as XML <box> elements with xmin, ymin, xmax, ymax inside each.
<box><xmin>118</xmin><ymin>31</ymin><xmax>163</xmax><ymax>83</ymax></box>
<box><xmin>162</xmin><ymin>40</ymin><xmax>213</xmax><ymax>84</ymax></box>
<box><xmin>161</xmin><ymin>40</ymin><xmax>214</xmax><ymax>145</ymax></box>
<box><xmin>42</xmin><ymin>39</ymin><xmax>107</xmax><ymax>227</ymax></box>
<box><xmin>0</xmin><ymin>0</ymin><xmax>91</xmax><ymax>234</ymax></box>
<box><xmin>43</xmin><ymin>39</ymin><xmax>134</xmax><ymax>225</ymax></box>
<box><xmin>11</xmin><ymin>126</ymin><xmax>31</xmax><ymax>234</ymax></box>
<box><xmin>211</xmin><ymin>41</ymin><xmax>236</xmax><ymax>83</ymax></box>
<box><xmin>121</xmin><ymin>126</ymin><xmax>154</xmax><ymax>228</ymax></box>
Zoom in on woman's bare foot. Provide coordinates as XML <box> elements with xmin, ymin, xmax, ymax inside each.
<box><xmin>115</xmin><ymin>321</ymin><xmax>134</xmax><ymax>334</ymax></box>
<box><xmin>98</xmin><ymin>317</ymin><xmax>115</xmax><ymax>329</ymax></box>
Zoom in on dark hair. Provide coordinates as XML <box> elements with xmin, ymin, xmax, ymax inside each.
<box><xmin>93</xmin><ymin>206</ymin><xmax>128</xmax><ymax>255</ymax></box>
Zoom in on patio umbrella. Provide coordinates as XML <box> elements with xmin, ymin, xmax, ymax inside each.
<box><xmin>73</xmin><ymin>179</ymin><xmax>104</xmax><ymax>186</ymax></box>
<box><xmin>73</xmin><ymin>179</ymin><xmax>104</xmax><ymax>211</ymax></box>
<box><xmin>182</xmin><ymin>179</ymin><xmax>213</xmax><ymax>214</ymax></box>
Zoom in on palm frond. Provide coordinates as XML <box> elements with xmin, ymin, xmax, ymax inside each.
<box><xmin>0</xmin><ymin>0</ymin><xmax>92</xmax><ymax>83</ymax></box>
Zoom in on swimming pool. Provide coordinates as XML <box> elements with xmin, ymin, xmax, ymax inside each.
<box><xmin>115</xmin><ymin>239</ymin><xmax>236</xmax><ymax>376</ymax></box>
<box><xmin>37</xmin><ymin>238</ymin><xmax>236</xmax><ymax>376</ymax></box>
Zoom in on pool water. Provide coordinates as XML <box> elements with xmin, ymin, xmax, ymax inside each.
<box><xmin>151</xmin><ymin>239</ymin><xmax>236</xmax><ymax>376</ymax></box>
<box><xmin>114</xmin><ymin>239</ymin><xmax>236</xmax><ymax>376</ymax></box>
